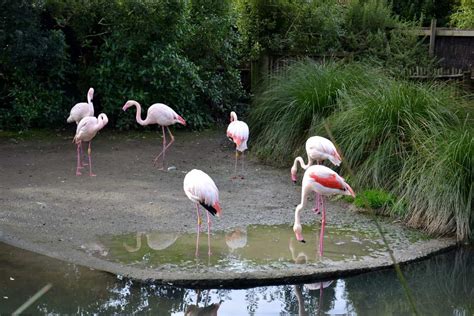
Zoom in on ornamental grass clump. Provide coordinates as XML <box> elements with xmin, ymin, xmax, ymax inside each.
<box><xmin>399</xmin><ymin>126</ymin><xmax>474</xmax><ymax>240</ymax></box>
<box><xmin>326</xmin><ymin>80</ymin><xmax>461</xmax><ymax>189</ymax></box>
<box><xmin>248</xmin><ymin>60</ymin><xmax>376</xmax><ymax>166</ymax></box>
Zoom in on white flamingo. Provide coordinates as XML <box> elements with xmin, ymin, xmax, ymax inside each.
<box><xmin>291</xmin><ymin>136</ymin><xmax>342</xmax><ymax>213</ymax></box>
<box><xmin>293</xmin><ymin>165</ymin><xmax>355</xmax><ymax>256</ymax></box>
<box><xmin>67</xmin><ymin>87</ymin><xmax>95</xmax><ymax>124</ymax></box>
<box><xmin>226</xmin><ymin>111</ymin><xmax>249</xmax><ymax>178</ymax></box>
<box><xmin>122</xmin><ymin>100</ymin><xmax>186</xmax><ymax>169</ymax></box>
<box><xmin>67</xmin><ymin>87</ymin><xmax>95</xmax><ymax>167</ymax></box>
<box><xmin>73</xmin><ymin>113</ymin><xmax>108</xmax><ymax>176</ymax></box>
<box><xmin>183</xmin><ymin>169</ymin><xmax>222</xmax><ymax>256</ymax></box>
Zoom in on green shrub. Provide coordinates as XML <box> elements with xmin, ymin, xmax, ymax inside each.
<box><xmin>327</xmin><ymin>80</ymin><xmax>461</xmax><ymax>189</ymax></box>
<box><xmin>0</xmin><ymin>1</ymin><xmax>71</xmax><ymax>129</ymax></box>
<box><xmin>354</xmin><ymin>189</ymin><xmax>395</xmax><ymax>210</ymax></box>
<box><xmin>399</xmin><ymin>126</ymin><xmax>474</xmax><ymax>240</ymax></box>
<box><xmin>450</xmin><ymin>0</ymin><xmax>474</xmax><ymax>29</ymax></box>
<box><xmin>248</xmin><ymin>60</ymin><xmax>376</xmax><ymax>166</ymax></box>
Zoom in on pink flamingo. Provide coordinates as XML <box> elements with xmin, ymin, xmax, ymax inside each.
<box><xmin>226</xmin><ymin>111</ymin><xmax>249</xmax><ymax>177</ymax></box>
<box><xmin>291</xmin><ymin>136</ymin><xmax>342</xmax><ymax>213</ymax></box>
<box><xmin>73</xmin><ymin>113</ymin><xmax>108</xmax><ymax>176</ymax></box>
<box><xmin>67</xmin><ymin>88</ymin><xmax>95</xmax><ymax>167</ymax></box>
<box><xmin>67</xmin><ymin>87</ymin><xmax>95</xmax><ymax>124</ymax></box>
<box><xmin>122</xmin><ymin>100</ymin><xmax>186</xmax><ymax>169</ymax></box>
<box><xmin>183</xmin><ymin>169</ymin><xmax>222</xmax><ymax>256</ymax></box>
<box><xmin>293</xmin><ymin>165</ymin><xmax>355</xmax><ymax>256</ymax></box>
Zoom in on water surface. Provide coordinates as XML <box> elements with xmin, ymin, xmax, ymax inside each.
<box><xmin>1</xmin><ymin>242</ymin><xmax>472</xmax><ymax>315</ymax></box>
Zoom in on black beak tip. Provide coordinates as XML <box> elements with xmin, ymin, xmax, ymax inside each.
<box><xmin>300</xmin><ymin>240</ymin><xmax>306</xmax><ymax>243</ymax></box>
<box><xmin>292</xmin><ymin>180</ymin><xmax>297</xmax><ymax>184</ymax></box>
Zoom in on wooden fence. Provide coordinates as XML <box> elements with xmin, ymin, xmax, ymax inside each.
<box><xmin>246</xmin><ymin>20</ymin><xmax>474</xmax><ymax>92</ymax></box>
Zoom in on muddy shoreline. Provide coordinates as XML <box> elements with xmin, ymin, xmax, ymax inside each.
<box><xmin>0</xmin><ymin>130</ymin><xmax>457</xmax><ymax>287</ymax></box>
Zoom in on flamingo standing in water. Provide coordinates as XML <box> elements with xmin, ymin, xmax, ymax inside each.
<box><xmin>226</xmin><ymin>111</ymin><xmax>249</xmax><ymax>178</ymax></box>
<box><xmin>293</xmin><ymin>165</ymin><xmax>355</xmax><ymax>256</ymax></box>
<box><xmin>291</xmin><ymin>136</ymin><xmax>342</xmax><ymax>213</ymax></box>
<box><xmin>73</xmin><ymin>113</ymin><xmax>108</xmax><ymax>176</ymax></box>
<box><xmin>183</xmin><ymin>169</ymin><xmax>222</xmax><ymax>256</ymax></box>
<box><xmin>67</xmin><ymin>87</ymin><xmax>95</xmax><ymax>167</ymax></box>
<box><xmin>122</xmin><ymin>100</ymin><xmax>186</xmax><ymax>169</ymax></box>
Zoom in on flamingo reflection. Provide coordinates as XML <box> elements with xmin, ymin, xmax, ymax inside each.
<box><xmin>123</xmin><ymin>232</ymin><xmax>178</xmax><ymax>252</ymax></box>
<box><xmin>225</xmin><ymin>228</ymin><xmax>247</xmax><ymax>252</ymax></box>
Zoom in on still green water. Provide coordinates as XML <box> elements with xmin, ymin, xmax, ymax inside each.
<box><xmin>1</xmin><ymin>242</ymin><xmax>472</xmax><ymax>315</ymax></box>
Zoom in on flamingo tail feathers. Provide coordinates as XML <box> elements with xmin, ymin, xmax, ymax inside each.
<box><xmin>200</xmin><ymin>201</ymin><xmax>222</xmax><ymax>217</ymax></box>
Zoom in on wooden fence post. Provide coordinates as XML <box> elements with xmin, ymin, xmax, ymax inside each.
<box><xmin>429</xmin><ymin>18</ymin><xmax>437</xmax><ymax>57</ymax></box>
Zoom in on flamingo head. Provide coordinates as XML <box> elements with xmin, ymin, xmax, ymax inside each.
<box><xmin>87</xmin><ymin>87</ymin><xmax>94</xmax><ymax>103</ymax></box>
<box><xmin>290</xmin><ymin>167</ymin><xmax>297</xmax><ymax>183</ymax></box>
<box><xmin>176</xmin><ymin>115</ymin><xmax>186</xmax><ymax>126</ymax></box>
<box><xmin>343</xmin><ymin>182</ymin><xmax>356</xmax><ymax>197</ymax></box>
<box><xmin>293</xmin><ymin>224</ymin><xmax>305</xmax><ymax>243</ymax></box>
<box><xmin>98</xmin><ymin>113</ymin><xmax>109</xmax><ymax>126</ymax></box>
<box><xmin>122</xmin><ymin>100</ymin><xmax>136</xmax><ymax>111</ymax></box>
<box><xmin>230</xmin><ymin>111</ymin><xmax>237</xmax><ymax>122</ymax></box>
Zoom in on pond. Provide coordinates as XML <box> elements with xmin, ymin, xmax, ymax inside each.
<box><xmin>1</xmin><ymin>242</ymin><xmax>472</xmax><ymax>315</ymax></box>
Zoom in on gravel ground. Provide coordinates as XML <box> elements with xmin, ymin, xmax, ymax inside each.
<box><xmin>0</xmin><ymin>129</ymin><xmax>456</xmax><ymax>287</ymax></box>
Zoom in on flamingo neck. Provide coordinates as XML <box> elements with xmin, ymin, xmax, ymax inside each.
<box><xmin>131</xmin><ymin>101</ymin><xmax>147</xmax><ymax>126</ymax></box>
<box><xmin>230</xmin><ymin>112</ymin><xmax>237</xmax><ymax>122</ymax></box>
<box><xmin>293</xmin><ymin>156</ymin><xmax>310</xmax><ymax>170</ymax></box>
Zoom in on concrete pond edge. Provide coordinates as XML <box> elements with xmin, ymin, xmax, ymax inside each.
<box><xmin>0</xmin><ymin>231</ymin><xmax>458</xmax><ymax>289</ymax></box>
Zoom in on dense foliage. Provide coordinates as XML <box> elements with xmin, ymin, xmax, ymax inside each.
<box><xmin>235</xmin><ymin>0</ymin><xmax>433</xmax><ymax>73</ymax></box>
<box><xmin>0</xmin><ymin>0</ymin><xmax>244</xmax><ymax>130</ymax></box>
<box><xmin>450</xmin><ymin>0</ymin><xmax>474</xmax><ymax>28</ymax></box>
<box><xmin>249</xmin><ymin>60</ymin><xmax>473</xmax><ymax>240</ymax></box>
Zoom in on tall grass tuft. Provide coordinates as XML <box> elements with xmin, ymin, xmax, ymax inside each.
<box><xmin>398</xmin><ymin>126</ymin><xmax>474</xmax><ymax>240</ymax></box>
<box><xmin>248</xmin><ymin>60</ymin><xmax>376</xmax><ymax>166</ymax></box>
<box><xmin>325</xmin><ymin>80</ymin><xmax>461</xmax><ymax>189</ymax></box>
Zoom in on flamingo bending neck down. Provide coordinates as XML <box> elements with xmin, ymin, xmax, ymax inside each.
<box><xmin>122</xmin><ymin>100</ymin><xmax>186</xmax><ymax>170</ymax></box>
<box><xmin>291</xmin><ymin>136</ymin><xmax>342</xmax><ymax>214</ymax></box>
<box><xmin>73</xmin><ymin>113</ymin><xmax>108</xmax><ymax>176</ymax></box>
<box><xmin>293</xmin><ymin>165</ymin><xmax>355</xmax><ymax>256</ymax></box>
<box><xmin>226</xmin><ymin>111</ymin><xmax>249</xmax><ymax>178</ymax></box>
<box><xmin>183</xmin><ymin>169</ymin><xmax>222</xmax><ymax>256</ymax></box>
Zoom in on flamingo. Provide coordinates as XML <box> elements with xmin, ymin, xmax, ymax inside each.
<box><xmin>183</xmin><ymin>169</ymin><xmax>222</xmax><ymax>256</ymax></box>
<box><xmin>67</xmin><ymin>87</ymin><xmax>95</xmax><ymax>167</ymax></box>
<box><xmin>67</xmin><ymin>87</ymin><xmax>95</xmax><ymax>124</ymax></box>
<box><xmin>122</xmin><ymin>100</ymin><xmax>186</xmax><ymax>169</ymax></box>
<box><xmin>226</xmin><ymin>111</ymin><xmax>249</xmax><ymax>178</ymax></box>
<box><xmin>291</xmin><ymin>136</ymin><xmax>342</xmax><ymax>213</ymax></box>
<box><xmin>73</xmin><ymin>113</ymin><xmax>108</xmax><ymax>176</ymax></box>
<box><xmin>293</xmin><ymin>165</ymin><xmax>355</xmax><ymax>256</ymax></box>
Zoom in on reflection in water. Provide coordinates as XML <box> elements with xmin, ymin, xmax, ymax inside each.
<box><xmin>225</xmin><ymin>228</ymin><xmax>247</xmax><ymax>252</ymax></box>
<box><xmin>184</xmin><ymin>290</ymin><xmax>222</xmax><ymax>316</ymax></box>
<box><xmin>95</xmin><ymin>224</ymin><xmax>385</xmax><ymax>272</ymax></box>
<box><xmin>1</xmin><ymin>243</ymin><xmax>473</xmax><ymax>315</ymax></box>
<box><xmin>123</xmin><ymin>232</ymin><xmax>179</xmax><ymax>252</ymax></box>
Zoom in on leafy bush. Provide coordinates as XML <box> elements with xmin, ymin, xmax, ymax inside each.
<box><xmin>450</xmin><ymin>0</ymin><xmax>474</xmax><ymax>29</ymax></box>
<box><xmin>0</xmin><ymin>1</ymin><xmax>71</xmax><ymax>129</ymax></box>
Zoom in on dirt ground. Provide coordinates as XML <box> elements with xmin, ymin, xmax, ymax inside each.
<box><xmin>0</xmin><ymin>129</ymin><xmax>456</xmax><ymax>286</ymax></box>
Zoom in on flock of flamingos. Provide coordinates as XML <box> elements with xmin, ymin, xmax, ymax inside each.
<box><xmin>67</xmin><ymin>87</ymin><xmax>355</xmax><ymax>257</ymax></box>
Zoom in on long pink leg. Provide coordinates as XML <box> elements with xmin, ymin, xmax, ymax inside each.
<box><xmin>206</xmin><ymin>211</ymin><xmax>212</xmax><ymax>256</ymax></box>
<box><xmin>241</xmin><ymin>151</ymin><xmax>245</xmax><ymax>179</ymax></box>
<box><xmin>80</xmin><ymin>142</ymin><xmax>88</xmax><ymax>167</ymax></box>
<box><xmin>232</xmin><ymin>150</ymin><xmax>238</xmax><ymax>178</ymax></box>
<box><xmin>195</xmin><ymin>204</ymin><xmax>201</xmax><ymax>257</ymax></box>
<box><xmin>88</xmin><ymin>142</ymin><xmax>96</xmax><ymax>176</ymax></box>
<box><xmin>76</xmin><ymin>142</ymin><xmax>82</xmax><ymax>176</ymax></box>
<box><xmin>153</xmin><ymin>126</ymin><xmax>175</xmax><ymax>169</ymax></box>
<box><xmin>319</xmin><ymin>196</ymin><xmax>326</xmax><ymax>256</ymax></box>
